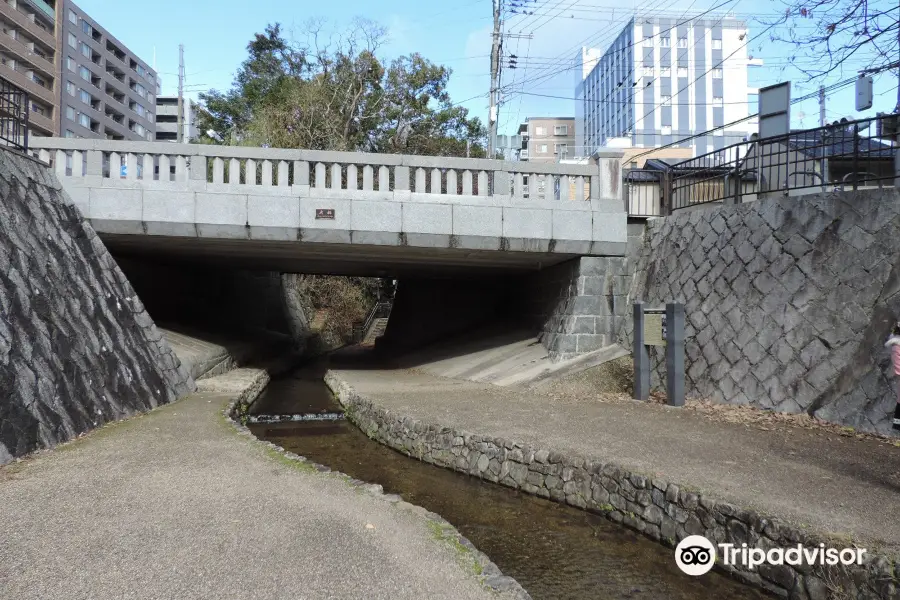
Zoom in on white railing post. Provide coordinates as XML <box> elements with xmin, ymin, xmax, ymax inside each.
<box><xmin>277</xmin><ymin>161</ymin><xmax>289</xmax><ymax>187</ymax></box>
<box><xmin>175</xmin><ymin>155</ymin><xmax>188</xmax><ymax>182</ymax></box>
<box><xmin>213</xmin><ymin>157</ymin><xmax>225</xmax><ymax>184</ymax></box>
<box><xmin>142</xmin><ymin>153</ymin><xmax>154</xmax><ymax>181</ymax></box>
<box><xmin>228</xmin><ymin>158</ymin><xmax>240</xmax><ymax>185</ymax></box>
<box><xmin>159</xmin><ymin>155</ymin><xmax>171</xmax><ymax>182</ymax></box>
<box><xmin>329</xmin><ymin>163</ymin><xmax>342</xmax><ymax>190</ymax></box>
<box><xmin>415</xmin><ymin>167</ymin><xmax>426</xmax><ymax>192</ymax></box>
<box><xmin>110</xmin><ymin>152</ymin><xmax>121</xmax><ymax>179</ymax></box>
<box><xmin>378</xmin><ymin>166</ymin><xmax>389</xmax><ymax>191</ymax></box>
<box><xmin>294</xmin><ymin>161</ymin><xmax>309</xmax><ymax>186</ymax></box>
<box><xmin>447</xmin><ymin>169</ymin><xmax>458</xmax><ymax>195</ymax></box>
<box><xmin>347</xmin><ymin>164</ymin><xmax>358</xmax><ymax>191</ymax></box>
<box><xmin>245</xmin><ymin>159</ymin><xmax>257</xmax><ymax>185</ymax></box>
<box><xmin>54</xmin><ymin>149</ymin><xmax>66</xmax><ymax>177</ymax></box>
<box><xmin>462</xmin><ymin>170</ymin><xmax>473</xmax><ymax>195</ymax></box>
<box><xmin>362</xmin><ymin>165</ymin><xmax>374</xmax><ymax>191</ymax></box>
<box><xmin>126</xmin><ymin>153</ymin><xmax>137</xmax><ymax>180</ymax></box>
<box><xmin>430</xmin><ymin>168</ymin><xmax>441</xmax><ymax>194</ymax></box>
<box><xmin>477</xmin><ymin>171</ymin><xmax>488</xmax><ymax>196</ymax></box>
<box><xmin>261</xmin><ymin>159</ymin><xmax>273</xmax><ymax>187</ymax></box>
<box><xmin>315</xmin><ymin>163</ymin><xmax>326</xmax><ymax>189</ymax></box>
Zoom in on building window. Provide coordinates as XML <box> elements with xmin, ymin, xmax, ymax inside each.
<box><xmin>642</xmin><ymin>37</ymin><xmax>653</xmax><ymax>47</ymax></box>
<box><xmin>81</xmin><ymin>21</ymin><xmax>93</xmax><ymax>37</ymax></box>
<box><xmin>660</xmin><ymin>37</ymin><xmax>670</xmax><ymax>47</ymax></box>
<box><xmin>538</xmin><ymin>144</ymin><xmax>548</xmax><ymax>153</ymax></box>
<box><xmin>677</xmin><ymin>37</ymin><xmax>688</xmax><ymax>48</ymax></box>
<box><xmin>79</xmin><ymin>66</ymin><xmax>91</xmax><ymax>82</ymax></box>
<box><xmin>77</xmin><ymin>113</ymin><xmax>90</xmax><ymax>128</ymax></box>
<box><xmin>68</xmin><ymin>33</ymin><xmax>77</xmax><ymax>49</ymax></box>
<box><xmin>64</xmin><ymin>129</ymin><xmax>75</xmax><ymax>138</ymax></box>
<box><xmin>712</xmin><ymin>39</ymin><xmax>722</xmax><ymax>50</ymax></box>
<box><xmin>132</xmin><ymin>102</ymin><xmax>145</xmax><ymax>117</ymax></box>
<box><xmin>643</xmin><ymin>66</ymin><xmax>653</xmax><ymax>76</ymax></box>
<box><xmin>712</xmin><ymin>68</ymin><xmax>723</xmax><ymax>79</ymax></box>
<box><xmin>79</xmin><ymin>89</ymin><xmax>91</xmax><ymax>104</ymax></box>
<box><xmin>80</xmin><ymin>42</ymin><xmax>91</xmax><ymax>59</ymax></box>
<box><xmin>132</xmin><ymin>123</ymin><xmax>145</xmax><ymax>136</ymax></box>
<box><xmin>66</xmin><ymin>56</ymin><xmax>75</xmax><ymax>72</ymax></box>
<box><xmin>554</xmin><ymin>124</ymin><xmax>568</xmax><ymax>135</ymax></box>
<box><xmin>65</xmin><ymin>105</ymin><xmax>75</xmax><ymax>120</ymax></box>
<box><xmin>68</xmin><ymin>9</ymin><xmax>78</xmax><ymax>25</ymax></box>
<box><xmin>677</xmin><ymin>66</ymin><xmax>688</xmax><ymax>77</ymax></box>
<box><xmin>132</xmin><ymin>82</ymin><xmax>146</xmax><ymax>98</ymax></box>
<box><xmin>713</xmin><ymin>96</ymin><xmax>723</xmax><ymax>106</ymax></box>
<box><xmin>661</xmin><ymin>95</ymin><xmax>671</xmax><ymax>106</ymax></box>
<box><xmin>554</xmin><ymin>143</ymin><xmax>568</xmax><ymax>155</ymax></box>
<box><xmin>660</xmin><ymin>66</ymin><xmax>671</xmax><ymax>77</ymax></box>
<box><xmin>661</xmin><ymin>125</ymin><xmax>672</xmax><ymax>135</ymax></box>
<box><xmin>65</xmin><ymin>81</ymin><xmax>75</xmax><ymax>96</ymax></box>
<box><xmin>31</xmin><ymin>102</ymin><xmax>45</xmax><ymax>115</ymax></box>
<box><xmin>534</xmin><ymin>125</ymin><xmax>546</xmax><ymax>136</ymax></box>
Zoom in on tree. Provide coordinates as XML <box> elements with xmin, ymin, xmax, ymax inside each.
<box><xmin>768</xmin><ymin>0</ymin><xmax>899</xmax><ymax>84</ymax></box>
<box><xmin>197</xmin><ymin>20</ymin><xmax>486</xmax><ymax>156</ymax></box>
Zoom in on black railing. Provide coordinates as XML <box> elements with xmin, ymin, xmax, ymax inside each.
<box><xmin>0</xmin><ymin>75</ymin><xmax>29</xmax><ymax>152</ymax></box>
<box><xmin>351</xmin><ymin>301</ymin><xmax>393</xmax><ymax>344</ymax></box>
<box><xmin>626</xmin><ymin>114</ymin><xmax>899</xmax><ymax>215</ymax></box>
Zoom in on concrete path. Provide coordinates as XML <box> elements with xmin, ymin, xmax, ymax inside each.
<box><xmin>328</xmin><ymin>367</ymin><xmax>900</xmax><ymax>554</ymax></box>
<box><xmin>0</xmin><ymin>369</ymin><xmax>508</xmax><ymax>600</ymax></box>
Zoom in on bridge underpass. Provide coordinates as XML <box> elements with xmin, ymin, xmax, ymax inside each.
<box><xmin>33</xmin><ymin>138</ymin><xmax>631</xmax><ymax>365</ymax></box>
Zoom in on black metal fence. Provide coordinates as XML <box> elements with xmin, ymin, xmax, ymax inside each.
<box><xmin>0</xmin><ymin>75</ymin><xmax>29</xmax><ymax>152</ymax></box>
<box><xmin>626</xmin><ymin>113</ymin><xmax>899</xmax><ymax>215</ymax></box>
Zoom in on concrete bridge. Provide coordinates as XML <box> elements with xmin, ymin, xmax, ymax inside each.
<box><xmin>31</xmin><ymin>139</ymin><xmax>626</xmax><ymax>277</ymax></box>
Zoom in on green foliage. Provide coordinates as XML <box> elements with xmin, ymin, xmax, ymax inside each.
<box><xmin>198</xmin><ymin>20</ymin><xmax>486</xmax><ymax>157</ymax></box>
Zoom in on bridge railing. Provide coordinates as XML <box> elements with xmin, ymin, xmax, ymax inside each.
<box><xmin>29</xmin><ymin>138</ymin><xmax>621</xmax><ymax>203</ymax></box>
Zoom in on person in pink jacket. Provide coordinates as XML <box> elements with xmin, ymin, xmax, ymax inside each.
<box><xmin>885</xmin><ymin>322</ymin><xmax>900</xmax><ymax>431</ymax></box>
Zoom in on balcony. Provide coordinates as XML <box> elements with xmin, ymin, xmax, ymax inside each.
<box><xmin>0</xmin><ymin>31</ymin><xmax>53</xmax><ymax>79</ymax></box>
<box><xmin>1</xmin><ymin>4</ymin><xmax>54</xmax><ymax>47</ymax></box>
<box><xmin>0</xmin><ymin>61</ymin><xmax>54</xmax><ymax>106</ymax></box>
<box><xmin>21</xmin><ymin>0</ymin><xmax>54</xmax><ymax>21</ymax></box>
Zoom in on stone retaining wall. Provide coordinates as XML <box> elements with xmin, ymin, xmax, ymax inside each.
<box><xmin>0</xmin><ymin>148</ymin><xmax>195</xmax><ymax>463</ymax></box>
<box><xmin>624</xmin><ymin>189</ymin><xmax>900</xmax><ymax>434</ymax></box>
<box><xmin>326</xmin><ymin>372</ymin><xmax>898</xmax><ymax>600</ymax></box>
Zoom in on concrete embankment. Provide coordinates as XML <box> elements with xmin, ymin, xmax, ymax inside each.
<box><xmin>0</xmin><ymin>356</ymin><xmax>520</xmax><ymax>599</ymax></box>
<box><xmin>325</xmin><ymin>367</ymin><xmax>900</xmax><ymax>600</ymax></box>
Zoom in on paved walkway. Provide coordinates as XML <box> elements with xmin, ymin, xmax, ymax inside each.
<box><xmin>329</xmin><ymin>366</ymin><xmax>900</xmax><ymax>554</ymax></box>
<box><xmin>0</xmin><ymin>368</ymin><xmax>508</xmax><ymax>600</ymax></box>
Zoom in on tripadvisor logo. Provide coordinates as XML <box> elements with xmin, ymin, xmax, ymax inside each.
<box><xmin>675</xmin><ymin>535</ymin><xmax>867</xmax><ymax>576</ymax></box>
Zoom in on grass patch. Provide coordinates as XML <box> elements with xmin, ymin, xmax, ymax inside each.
<box><xmin>427</xmin><ymin>520</ymin><xmax>483</xmax><ymax>577</ymax></box>
<box><xmin>262</xmin><ymin>446</ymin><xmax>318</xmax><ymax>473</ymax></box>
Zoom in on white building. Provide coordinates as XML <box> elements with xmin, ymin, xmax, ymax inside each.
<box><xmin>154</xmin><ymin>95</ymin><xmax>198</xmax><ymax>142</ymax></box>
<box><xmin>575</xmin><ymin>15</ymin><xmax>760</xmax><ymax>158</ymax></box>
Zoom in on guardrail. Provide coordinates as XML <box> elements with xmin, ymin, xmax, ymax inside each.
<box><xmin>624</xmin><ymin>114</ymin><xmax>899</xmax><ymax>216</ymax></box>
<box><xmin>0</xmin><ymin>74</ymin><xmax>29</xmax><ymax>152</ymax></box>
<box><xmin>31</xmin><ymin>138</ymin><xmax>623</xmax><ymax>203</ymax></box>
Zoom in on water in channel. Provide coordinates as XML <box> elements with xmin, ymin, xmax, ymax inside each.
<box><xmin>248</xmin><ymin>368</ymin><xmax>772</xmax><ymax>600</ymax></box>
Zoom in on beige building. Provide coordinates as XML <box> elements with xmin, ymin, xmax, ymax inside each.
<box><xmin>0</xmin><ymin>0</ymin><xmax>59</xmax><ymax>136</ymax></box>
<box><xmin>517</xmin><ymin>117</ymin><xmax>576</xmax><ymax>162</ymax></box>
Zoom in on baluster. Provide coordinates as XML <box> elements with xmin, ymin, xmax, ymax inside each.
<box><xmin>227</xmin><ymin>158</ymin><xmax>239</xmax><ymax>184</ymax></box>
<box><xmin>559</xmin><ymin>175</ymin><xmax>570</xmax><ymax>200</ymax></box>
<box><xmin>294</xmin><ymin>161</ymin><xmax>309</xmax><ymax>186</ymax></box>
<box><xmin>86</xmin><ymin>150</ymin><xmax>102</xmax><ymax>177</ymax></box>
<box><xmin>159</xmin><ymin>155</ymin><xmax>171</xmax><ymax>181</ymax></box>
<box><xmin>575</xmin><ymin>175</ymin><xmax>585</xmax><ymax>202</ymax></box>
<box><xmin>38</xmin><ymin>149</ymin><xmax>50</xmax><ymax>163</ymax></box>
<box><xmin>415</xmin><ymin>167</ymin><xmax>426</xmax><ymax>192</ymax></box>
<box><xmin>261</xmin><ymin>160</ymin><xmax>273</xmax><ymax>187</ymax></box>
<box><xmin>142</xmin><ymin>154</ymin><xmax>153</xmax><ymax>181</ymax></box>
<box><xmin>477</xmin><ymin>171</ymin><xmax>488</xmax><ymax>196</ymax></box>
<box><xmin>213</xmin><ymin>157</ymin><xmax>225</xmax><ymax>183</ymax></box>
<box><xmin>175</xmin><ymin>155</ymin><xmax>187</xmax><ymax>182</ymax></box>
<box><xmin>347</xmin><ymin>164</ymin><xmax>359</xmax><ymax>191</ymax></box>
<box><xmin>72</xmin><ymin>150</ymin><xmax>83</xmax><ymax>177</ymax></box>
<box><xmin>514</xmin><ymin>172</ymin><xmax>524</xmax><ymax>197</ymax></box>
<box><xmin>363</xmin><ymin>165</ymin><xmax>374</xmax><ymax>191</ymax></box>
<box><xmin>126</xmin><ymin>153</ymin><xmax>137</xmax><ymax>180</ymax></box>
<box><xmin>54</xmin><ymin>150</ymin><xmax>66</xmax><ymax>177</ymax></box>
<box><xmin>378</xmin><ymin>166</ymin><xmax>389</xmax><ymax>191</ymax></box>
<box><xmin>315</xmin><ymin>163</ymin><xmax>326</xmax><ymax>188</ymax></box>
<box><xmin>447</xmin><ymin>170</ymin><xmax>458</xmax><ymax>195</ymax></box>
<box><xmin>245</xmin><ymin>159</ymin><xmax>257</xmax><ymax>185</ymax></box>
<box><xmin>109</xmin><ymin>152</ymin><xmax>121</xmax><ymax>179</ymax></box>
<box><xmin>430</xmin><ymin>168</ymin><xmax>441</xmax><ymax>194</ymax></box>
<box><xmin>277</xmin><ymin>161</ymin><xmax>289</xmax><ymax>187</ymax></box>
<box><xmin>462</xmin><ymin>170</ymin><xmax>473</xmax><ymax>195</ymax></box>
<box><xmin>330</xmin><ymin>163</ymin><xmax>342</xmax><ymax>189</ymax></box>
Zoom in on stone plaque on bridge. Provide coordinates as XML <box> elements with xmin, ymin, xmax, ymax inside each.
<box><xmin>643</xmin><ymin>313</ymin><xmax>666</xmax><ymax>347</ymax></box>
<box><xmin>315</xmin><ymin>208</ymin><xmax>335</xmax><ymax>220</ymax></box>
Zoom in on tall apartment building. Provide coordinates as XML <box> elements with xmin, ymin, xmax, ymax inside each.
<box><xmin>517</xmin><ymin>117</ymin><xmax>576</xmax><ymax>162</ymax></box>
<box><xmin>0</xmin><ymin>0</ymin><xmax>59</xmax><ymax>136</ymax></box>
<box><xmin>61</xmin><ymin>1</ymin><xmax>156</xmax><ymax>140</ymax></box>
<box><xmin>155</xmin><ymin>96</ymin><xmax>198</xmax><ymax>142</ymax></box>
<box><xmin>575</xmin><ymin>15</ymin><xmax>758</xmax><ymax>157</ymax></box>
<box><xmin>0</xmin><ymin>0</ymin><xmax>155</xmax><ymax>139</ymax></box>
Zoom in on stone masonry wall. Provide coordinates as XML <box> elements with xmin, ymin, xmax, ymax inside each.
<box><xmin>0</xmin><ymin>149</ymin><xmax>195</xmax><ymax>463</ymax></box>
<box><xmin>624</xmin><ymin>189</ymin><xmax>900</xmax><ymax>434</ymax></box>
<box><xmin>523</xmin><ymin>256</ymin><xmax>630</xmax><ymax>360</ymax></box>
<box><xmin>326</xmin><ymin>372</ymin><xmax>898</xmax><ymax>600</ymax></box>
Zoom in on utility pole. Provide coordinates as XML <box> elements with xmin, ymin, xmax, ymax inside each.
<box><xmin>818</xmin><ymin>85</ymin><xmax>826</xmax><ymax>127</ymax></box>
<box><xmin>177</xmin><ymin>44</ymin><xmax>184</xmax><ymax>144</ymax></box>
<box><xmin>488</xmin><ymin>0</ymin><xmax>502</xmax><ymax>158</ymax></box>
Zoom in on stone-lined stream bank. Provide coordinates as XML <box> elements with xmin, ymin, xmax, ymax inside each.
<box><xmin>247</xmin><ymin>367</ymin><xmax>772</xmax><ymax>599</ymax></box>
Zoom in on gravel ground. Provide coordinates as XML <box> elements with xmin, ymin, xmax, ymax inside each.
<box><xmin>0</xmin><ymin>368</ymin><xmax>509</xmax><ymax>600</ymax></box>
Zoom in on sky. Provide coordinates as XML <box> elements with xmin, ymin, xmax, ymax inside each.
<box><xmin>74</xmin><ymin>0</ymin><xmax>899</xmax><ymax>139</ymax></box>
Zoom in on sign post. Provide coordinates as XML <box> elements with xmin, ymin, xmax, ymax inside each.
<box><xmin>633</xmin><ymin>302</ymin><xmax>684</xmax><ymax>406</ymax></box>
